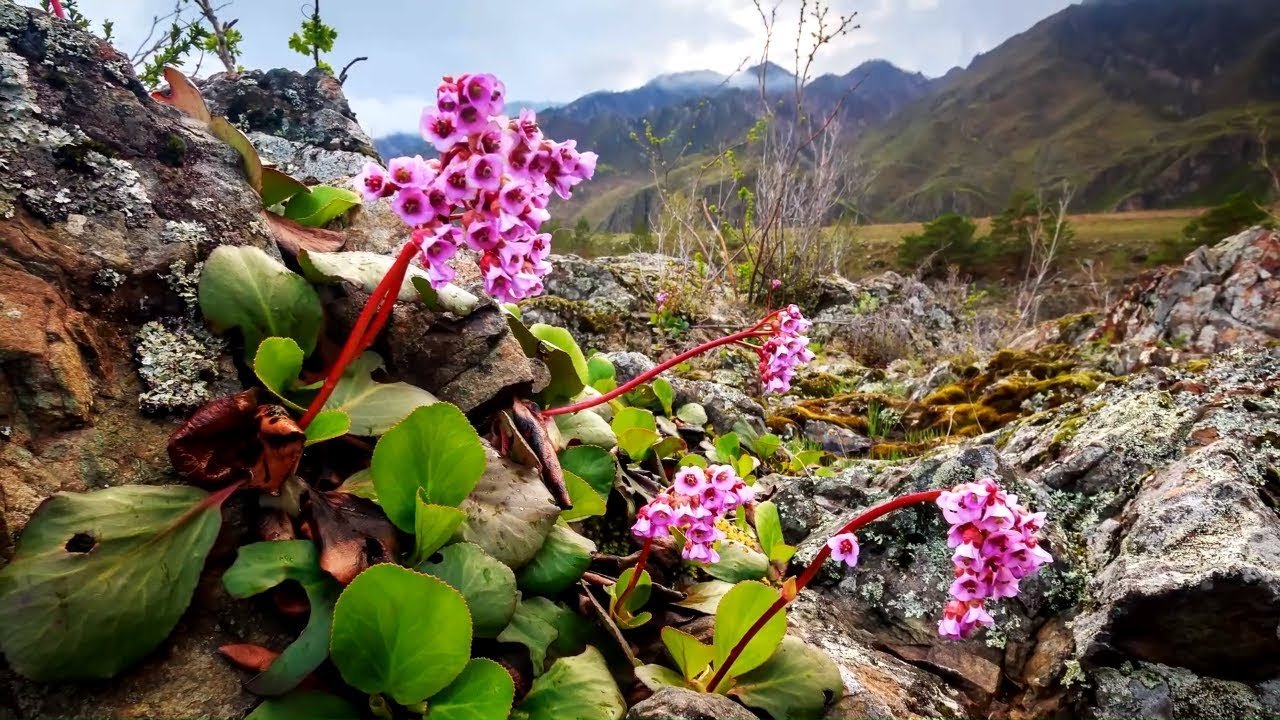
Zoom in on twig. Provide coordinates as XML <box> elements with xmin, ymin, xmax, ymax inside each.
<box><xmin>338</xmin><ymin>56</ymin><xmax>367</xmax><ymax>85</ymax></box>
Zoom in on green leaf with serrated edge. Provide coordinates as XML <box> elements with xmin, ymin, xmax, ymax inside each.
<box><xmin>518</xmin><ymin>525</ymin><xmax>595</xmax><ymax>595</ymax></box>
<box><xmin>254</xmin><ymin>336</ymin><xmax>307</xmax><ymax>410</ymax></box>
<box><xmin>458</xmin><ymin>445</ymin><xmax>560</xmax><ymax>569</ymax></box>
<box><xmin>607</xmin><ymin>568</ymin><xmax>651</xmax><ymax>617</ymax></box>
<box><xmin>539</xmin><ymin>346</ymin><xmax>587</xmax><ymax>405</ymax></box>
<box><xmin>754</xmin><ymin>501</ymin><xmax>785</xmax><ymax>559</ymax></box>
<box><xmin>730</xmin><ymin>636</ymin><xmax>844</xmax><ymax>719</ymax></box>
<box><xmin>557</xmin><ymin>445</ymin><xmax>615</xmax><ymax>498</ymax></box>
<box><xmin>199</xmin><ymin>246</ymin><xmax>322</xmax><ymax>361</ymax></box>
<box><xmin>529</xmin><ymin>324</ymin><xmax>589</xmax><ymax>383</ymax></box>
<box><xmin>417</xmin><ymin>542</ymin><xmax>517</xmax><ymax>638</ymax></box>
<box><xmin>282</xmin><ymin>185</ymin><xmax>360</xmax><ymax>227</ymax></box>
<box><xmin>712</xmin><ymin>581</ymin><xmax>787</xmax><ymax>687</ymax></box>
<box><xmin>339</xmin><ymin>468</ymin><xmax>377</xmax><ymax>502</ymax></box>
<box><xmin>635</xmin><ymin>664</ymin><xmax>687</xmax><ymax>692</ymax></box>
<box><xmin>705</xmin><ymin>541</ymin><xmax>770</xmax><ymax>583</ymax></box>
<box><xmin>323</xmin><ymin>351</ymin><xmax>437</xmax><ymax>436</ymax></box>
<box><xmin>260</xmin><ymin>167</ymin><xmax>310</xmax><ymax>208</ymax></box>
<box><xmin>586</xmin><ymin>355</ymin><xmax>614</xmax><ymax>385</ymax></box>
<box><xmin>424</xmin><ymin>657</ymin><xmax>515</xmax><ymax>720</ymax></box>
<box><xmin>714</xmin><ymin>432</ymin><xmax>742</xmax><ymax>462</ymax></box>
<box><xmin>412</xmin><ymin>493</ymin><xmax>466</xmax><ymax>566</ymax></box>
<box><xmin>612</xmin><ymin>407</ymin><xmax>657</xmax><ymax>433</ymax></box>
<box><xmin>617</xmin><ymin>428</ymin><xmax>660</xmax><ymax>460</ymax></box>
<box><xmin>673</xmin><ymin>580</ymin><xmax>735</xmax><ymax>614</ymax></box>
<box><xmin>675</xmin><ymin>403</ymin><xmax>708</xmax><ymax>426</ymax></box>
<box><xmin>652</xmin><ymin>378</ymin><xmax>675</xmax><ymax>416</ymax></box>
<box><xmin>223</xmin><ymin>541</ymin><xmax>340</xmax><ymax>695</ymax></box>
<box><xmin>304</xmin><ymin>410</ymin><xmax>349</xmax><ymax>445</ymax></box>
<box><xmin>661</xmin><ymin>626</ymin><xmax>715</xmax><ymax>681</ymax></box>
<box><xmin>210</xmin><ymin>115</ymin><xmax>263</xmax><ymax>192</ymax></box>
<box><xmin>678</xmin><ymin>454</ymin><xmax>709</xmax><ymax>469</ymax></box>
<box><xmin>769</xmin><ymin>543</ymin><xmax>797</xmax><ymax>564</ymax></box>
<box><xmin>554</xmin><ymin>411</ymin><xmax>616</xmax><ymax>449</ymax></box>
<box><xmin>497</xmin><ymin>597</ymin><xmax>574</xmax><ymax>675</ymax></box>
<box><xmin>329</xmin><ymin>564</ymin><xmax>471</xmax><ymax>705</ymax></box>
<box><xmin>513</xmin><ymin>647</ymin><xmax>625</xmax><ymax>720</ymax></box>
<box><xmin>370</xmin><ymin>404</ymin><xmax>485</xmax><ymax>531</ymax></box>
<box><xmin>560</xmin><ymin>471</ymin><xmax>606</xmax><ymax>523</ymax></box>
<box><xmin>0</xmin><ymin>485</ymin><xmax>228</xmax><ymax>680</ymax></box>
<box><xmin>246</xmin><ymin>691</ymin><xmax>360</xmax><ymax>720</ymax></box>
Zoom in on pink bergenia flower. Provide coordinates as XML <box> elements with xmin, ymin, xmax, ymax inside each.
<box><xmin>630</xmin><ymin>464</ymin><xmax>753</xmax><ymax>566</ymax></box>
<box><xmin>354</xmin><ymin>162</ymin><xmax>390</xmax><ymax>202</ymax></box>
<box><xmin>934</xmin><ymin>476</ymin><xmax>1051</xmax><ymax>640</ymax></box>
<box><xmin>771</xmin><ymin>278</ymin><xmax>782</xmax><ymax>290</ymax></box>
<box><xmin>827</xmin><ymin>533</ymin><xmax>860</xmax><ymax>567</ymax></box>
<box><xmin>365</xmin><ymin>74</ymin><xmax>596</xmax><ymax>303</ymax></box>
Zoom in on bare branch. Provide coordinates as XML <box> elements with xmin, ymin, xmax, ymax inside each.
<box><xmin>338</xmin><ymin>56</ymin><xmax>368</xmax><ymax>85</ymax></box>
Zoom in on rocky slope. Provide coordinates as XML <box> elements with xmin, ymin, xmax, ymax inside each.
<box><xmin>2</xmin><ymin>2</ymin><xmax>1280</xmax><ymax>717</ymax></box>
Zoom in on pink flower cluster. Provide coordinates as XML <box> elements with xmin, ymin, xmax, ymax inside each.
<box><xmin>757</xmin><ymin>305</ymin><xmax>815</xmax><ymax>394</ymax></box>
<box><xmin>352</xmin><ymin>73</ymin><xmax>596</xmax><ymax>303</ymax></box>
<box><xmin>936</xmin><ymin>477</ymin><xmax>1052</xmax><ymax>639</ymax></box>
<box><xmin>631</xmin><ymin>464</ymin><xmax>756</xmax><ymax>564</ymax></box>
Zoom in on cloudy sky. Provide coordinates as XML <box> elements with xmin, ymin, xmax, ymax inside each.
<box><xmin>31</xmin><ymin>0</ymin><xmax>1075</xmax><ymax>136</ymax></box>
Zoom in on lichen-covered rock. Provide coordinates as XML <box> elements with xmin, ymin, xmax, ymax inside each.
<box><xmin>1091</xmin><ymin>662</ymin><xmax>1269</xmax><ymax>720</ymax></box>
<box><xmin>625</xmin><ymin>687</ymin><xmax>757</xmax><ymax>720</ymax></box>
<box><xmin>200</xmin><ymin>67</ymin><xmax>377</xmax><ymax>157</ymax></box>
<box><xmin>248</xmin><ymin>131</ymin><xmax>369</xmax><ymax>185</ymax></box>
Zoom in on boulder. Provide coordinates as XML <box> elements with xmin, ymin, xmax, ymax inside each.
<box><xmin>625</xmin><ymin>687</ymin><xmax>757</xmax><ymax>720</ymax></box>
<box><xmin>605</xmin><ymin>351</ymin><xmax>765</xmax><ymax>434</ymax></box>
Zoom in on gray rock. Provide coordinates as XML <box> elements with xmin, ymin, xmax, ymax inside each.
<box><xmin>249</xmin><ymin>131</ymin><xmax>370</xmax><ymax>184</ymax></box>
<box><xmin>200</xmin><ymin>67</ymin><xmax>377</xmax><ymax>156</ymax></box>
<box><xmin>626</xmin><ymin>687</ymin><xmax>757</xmax><ymax>720</ymax></box>
<box><xmin>1091</xmin><ymin>662</ymin><xmax>1267</xmax><ymax>720</ymax></box>
<box><xmin>804</xmin><ymin>419</ymin><xmax>873</xmax><ymax>455</ymax></box>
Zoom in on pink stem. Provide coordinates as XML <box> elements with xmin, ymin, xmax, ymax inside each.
<box><xmin>613</xmin><ymin>537</ymin><xmax>652</xmax><ymax>615</ymax></box>
<box><xmin>705</xmin><ymin>489</ymin><xmax>943</xmax><ymax>693</ymax></box>
<box><xmin>49</xmin><ymin>0</ymin><xmax>65</xmax><ymax>19</ymax></box>
<box><xmin>542</xmin><ymin>327</ymin><xmax>769</xmax><ymax>417</ymax></box>
<box><xmin>299</xmin><ymin>243</ymin><xmax>417</xmax><ymax>428</ymax></box>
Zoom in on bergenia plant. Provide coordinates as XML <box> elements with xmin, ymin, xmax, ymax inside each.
<box><xmin>660</xmin><ymin>471</ymin><xmax>1049</xmax><ymax>696</ymax></box>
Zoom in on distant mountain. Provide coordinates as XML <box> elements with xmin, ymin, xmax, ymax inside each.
<box><xmin>854</xmin><ymin>0</ymin><xmax>1280</xmax><ymax>220</ymax></box>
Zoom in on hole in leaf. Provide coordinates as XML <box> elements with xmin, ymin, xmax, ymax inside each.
<box><xmin>363</xmin><ymin>537</ymin><xmax>387</xmax><ymax>565</ymax></box>
<box><xmin>427</xmin><ymin>551</ymin><xmax>445</xmax><ymax>565</ymax></box>
<box><xmin>65</xmin><ymin>532</ymin><xmax>96</xmax><ymax>553</ymax></box>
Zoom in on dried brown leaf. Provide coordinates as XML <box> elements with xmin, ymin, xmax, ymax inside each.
<box><xmin>301</xmin><ymin>490</ymin><xmax>398</xmax><ymax>586</ymax></box>
<box><xmin>152</xmin><ymin>66</ymin><xmax>211</xmax><ymax>123</ymax></box>
<box><xmin>167</xmin><ymin>390</ymin><xmax>304</xmax><ymax>494</ymax></box>
<box><xmin>264</xmin><ymin>211</ymin><xmax>346</xmax><ymax>257</ymax></box>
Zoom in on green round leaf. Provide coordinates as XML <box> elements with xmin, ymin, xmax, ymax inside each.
<box><xmin>560</xmin><ymin>471</ymin><xmax>607</xmax><ymax>523</ymax></box>
<box><xmin>518</xmin><ymin>525</ymin><xmax>596</xmax><ymax>595</ymax></box>
<box><xmin>634</xmin><ymin>664</ymin><xmax>688</xmax><ymax>692</ymax></box>
<box><xmin>371</xmin><ymin>403</ymin><xmax>486</xmax><ymax>531</ymax></box>
<box><xmin>417</xmin><ymin>542</ymin><xmax>518</xmax><ymax>638</ymax></box>
<box><xmin>324</xmin><ymin>352</ymin><xmax>438</xmax><ymax>436</ymax></box>
<box><xmin>661</xmin><ymin>626</ymin><xmax>715</xmax><ymax>681</ymax></box>
<box><xmin>753</xmin><ymin>501</ymin><xmax>785</xmax><ymax>559</ymax></box>
<box><xmin>458</xmin><ymin>449</ymin><xmax>560</xmax><ymax>569</ymax></box>
<box><xmin>425</xmin><ymin>657</ymin><xmax>516</xmax><ymax>720</ymax></box>
<box><xmin>198</xmin><ymin>245</ymin><xmax>322</xmax><ymax>361</ymax></box>
<box><xmin>223</xmin><ymin>541</ymin><xmax>341</xmax><ymax>696</ymax></box>
<box><xmin>557</xmin><ymin>446</ymin><xmax>615</xmax><ymax>498</ymax></box>
<box><xmin>652</xmin><ymin>378</ymin><xmax>675</xmax><ymax>416</ymax></box>
<box><xmin>305</xmin><ymin>410</ymin><xmax>351</xmax><ymax>446</ymax></box>
<box><xmin>673</xmin><ymin>580</ymin><xmax>735</xmax><ymax>615</ymax></box>
<box><xmin>607</xmin><ymin>568</ymin><xmax>652</xmax><ymax>617</ymax></box>
<box><xmin>675</xmin><ymin>403</ymin><xmax>708</xmax><ymax>426</ymax></box>
<box><xmin>513</xmin><ymin>647</ymin><xmax>625</xmax><ymax>720</ymax></box>
<box><xmin>246</xmin><ymin>691</ymin><xmax>360</xmax><ymax>720</ymax></box>
<box><xmin>254</xmin><ymin>336</ymin><xmax>307</xmax><ymax>410</ymax></box>
<box><xmin>712</xmin><ymin>581</ymin><xmax>787</xmax><ymax>685</ymax></box>
<box><xmin>282</xmin><ymin>185</ymin><xmax>361</xmax><ymax>227</ymax></box>
<box><xmin>497</xmin><ymin>597</ymin><xmax>590</xmax><ymax>676</ymax></box>
<box><xmin>705</xmin><ymin>541</ymin><xmax>770</xmax><ymax>583</ymax></box>
<box><xmin>554</xmin><ymin>411</ymin><xmax>617</xmax><ymax>449</ymax></box>
<box><xmin>730</xmin><ymin>636</ymin><xmax>844</xmax><ymax>719</ymax></box>
<box><xmin>612</xmin><ymin>407</ymin><xmax>659</xmax><ymax>459</ymax></box>
<box><xmin>412</xmin><ymin>496</ymin><xmax>467</xmax><ymax>566</ymax></box>
<box><xmin>330</xmin><ymin>564</ymin><xmax>472</xmax><ymax>705</ymax></box>
<box><xmin>586</xmin><ymin>355</ymin><xmax>615</xmax><ymax>385</ymax></box>
<box><xmin>529</xmin><ymin>324</ymin><xmax>589</xmax><ymax>383</ymax></box>
<box><xmin>0</xmin><ymin>485</ymin><xmax>225</xmax><ymax>681</ymax></box>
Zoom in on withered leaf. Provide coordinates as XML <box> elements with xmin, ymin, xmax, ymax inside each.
<box><xmin>219</xmin><ymin>643</ymin><xmax>280</xmax><ymax>673</ymax></box>
<box><xmin>167</xmin><ymin>390</ymin><xmax>305</xmax><ymax>494</ymax></box>
<box><xmin>264</xmin><ymin>211</ymin><xmax>346</xmax><ymax>257</ymax></box>
<box><xmin>301</xmin><ymin>490</ymin><xmax>398</xmax><ymax>585</ymax></box>
<box><xmin>509</xmin><ymin>400</ymin><xmax>572</xmax><ymax>509</ymax></box>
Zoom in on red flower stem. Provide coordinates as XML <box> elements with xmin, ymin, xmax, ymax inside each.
<box><xmin>299</xmin><ymin>243</ymin><xmax>418</xmax><ymax>428</ymax></box>
<box><xmin>542</xmin><ymin>327</ymin><xmax>769</xmax><ymax>417</ymax></box>
<box><xmin>613</xmin><ymin>537</ymin><xmax>652</xmax><ymax>614</ymax></box>
<box><xmin>704</xmin><ymin>489</ymin><xmax>943</xmax><ymax>693</ymax></box>
<box><xmin>49</xmin><ymin>0</ymin><xmax>65</xmax><ymax>19</ymax></box>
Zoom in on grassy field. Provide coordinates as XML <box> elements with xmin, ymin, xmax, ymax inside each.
<box><xmin>835</xmin><ymin>207</ymin><xmax>1204</xmax><ymax>280</ymax></box>
<box><xmin>566</xmin><ymin>208</ymin><xmax>1205</xmax><ymax>284</ymax></box>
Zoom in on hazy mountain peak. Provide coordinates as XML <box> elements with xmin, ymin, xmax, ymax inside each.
<box><xmin>644</xmin><ymin>70</ymin><xmax>727</xmax><ymax>91</ymax></box>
